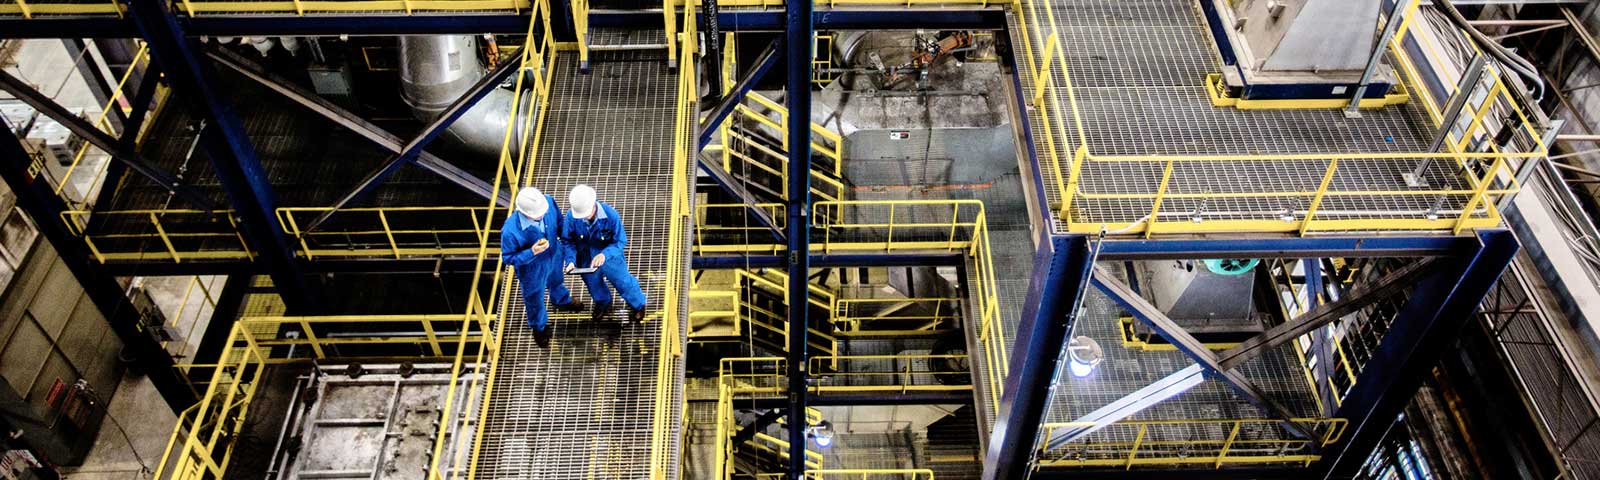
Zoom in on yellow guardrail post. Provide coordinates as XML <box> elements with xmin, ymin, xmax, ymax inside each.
<box><xmin>1125</xmin><ymin>424</ymin><xmax>1146</xmax><ymax>469</ymax></box>
<box><xmin>1143</xmin><ymin>158</ymin><xmax>1175</xmax><ymax>238</ymax></box>
<box><xmin>149</xmin><ymin>211</ymin><xmax>182</xmax><ymax>263</ymax></box>
<box><xmin>1216</xmin><ymin>420</ymin><xmax>1242</xmax><ymax>468</ymax></box>
<box><xmin>1031</xmin><ymin>32</ymin><xmax>1058</xmax><ymax>107</ymax></box>
<box><xmin>1300</xmin><ymin>159</ymin><xmax>1339</xmax><ymax>236</ymax></box>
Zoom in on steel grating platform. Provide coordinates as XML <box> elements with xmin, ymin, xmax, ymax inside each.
<box><xmin>472</xmin><ymin>51</ymin><xmax>688</xmax><ymax>480</ymax></box>
<box><xmin>1008</xmin><ymin>0</ymin><xmax>1489</xmax><ymax>234</ymax></box>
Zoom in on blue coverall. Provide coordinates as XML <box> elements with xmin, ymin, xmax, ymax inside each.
<box><xmin>500</xmin><ymin>194</ymin><xmax>574</xmax><ymax>331</ymax></box>
<box><xmin>561</xmin><ymin>200</ymin><xmax>647</xmax><ymax>310</ymax></box>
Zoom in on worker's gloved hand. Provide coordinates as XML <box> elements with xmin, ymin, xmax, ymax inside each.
<box><xmin>564</xmin><ymin>263</ymin><xmax>575</xmax><ymax>273</ymax></box>
<box><xmin>593</xmin><ymin>253</ymin><xmax>607</xmax><ymax>268</ymax></box>
<box><xmin>532</xmin><ymin>241</ymin><xmax>549</xmax><ymax>255</ymax></box>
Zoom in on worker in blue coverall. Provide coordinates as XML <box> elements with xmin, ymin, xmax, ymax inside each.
<box><xmin>501</xmin><ymin>187</ymin><xmax>584</xmax><ymax>347</ymax></box>
<box><xmin>562</xmin><ymin>184</ymin><xmax>648</xmax><ymax>323</ymax></box>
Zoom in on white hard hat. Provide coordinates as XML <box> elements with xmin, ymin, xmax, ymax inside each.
<box><xmin>515</xmin><ymin>187</ymin><xmax>548</xmax><ymax>219</ymax></box>
<box><xmin>569</xmin><ymin>184</ymin><xmax>597</xmax><ymax>219</ymax></box>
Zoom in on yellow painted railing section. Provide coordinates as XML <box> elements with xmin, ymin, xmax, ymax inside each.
<box><xmin>832</xmin><ymin>297</ymin><xmax>961</xmax><ymax>337</ymax></box>
<box><xmin>1037</xmin><ymin>417</ymin><xmax>1348</xmax><ymax>469</ymax></box>
<box><xmin>278</xmin><ymin>206</ymin><xmax>498</xmax><ymax>259</ymax></box>
<box><xmin>154</xmin><ymin>314</ymin><xmax>488</xmax><ymax>480</ymax></box>
<box><xmin>61</xmin><ymin>208</ymin><xmax>252</xmax><ymax>263</ymax></box>
<box><xmin>61</xmin><ymin>205</ymin><xmax>502</xmax><ymax>263</ymax></box>
<box><xmin>1013</xmin><ymin>0</ymin><xmax>1545</xmax><ymax>237</ymax></box>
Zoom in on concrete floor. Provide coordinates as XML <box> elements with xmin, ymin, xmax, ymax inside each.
<box><xmin>56</xmin><ymin>375</ymin><xmax>177</xmax><ymax>480</ymax></box>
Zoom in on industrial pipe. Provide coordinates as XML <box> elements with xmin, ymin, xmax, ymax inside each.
<box><xmin>399</xmin><ymin>35</ymin><xmax>527</xmax><ymax>156</ymax></box>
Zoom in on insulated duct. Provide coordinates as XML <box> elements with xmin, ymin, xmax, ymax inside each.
<box><xmin>399</xmin><ymin>35</ymin><xmax>528</xmax><ymax>155</ymax></box>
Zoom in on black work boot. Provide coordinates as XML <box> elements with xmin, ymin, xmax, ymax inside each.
<box><xmin>533</xmin><ymin>326</ymin><xmax>552</xmax><ymax>348</ymax></box>
<box><xmin>629</xmin><ymin>306</ymin><xmax>647</xmax><ymax>323</ymax></box>
<box><xmin>556</xmin><ymin>300</ymin><xmax>585</xmax><ymax>313</ymax></box>
<box><xmin>592</xmin><ymin>303</ymin><xmax>612</xmax><ymax>323</ymax></box>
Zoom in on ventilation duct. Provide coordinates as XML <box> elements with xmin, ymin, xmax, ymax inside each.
<box><xmin>399</xmin><ymin>35</ymin><xmax>530</xmax><ymax>156</ymax></box>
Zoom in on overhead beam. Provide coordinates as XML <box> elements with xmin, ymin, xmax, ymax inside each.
<box><xmin>0</xmin><ymin>68</ymin><xmax>216</xmax><ymax>209</ymax></box>
<box><xmin>1317</xmin><ymin>229</ymin><xmax>1518</xmax><ymax>478</ymax></box>
<box><xmin>693</xmin><ymin>253</ymin><xmax>965</xmax><ymax>269</ymax></box>
<box><xmin>1091</xmin><ymin>266</ymin><xmax>1317</xmax><ymax>440</ymax></box>
<box><xmin>1215</xmin><ymin>257</ymin><xmax>1442</xmax><ymax>370</ymax></box>
<box><xmin>699</xmin><ymin>40</ymin><xmax>781</xmax><ymax>149</ymax></box>
<box><xmin>206</xmin><ymin>48</ymin><xmax>506</xmax><ymax>206</ymax></box>
<box><xmin>125</xmin><ymin>0</ymin><xmax>317</xmax><ymax>312</ymax></box>
<box><xmin>0</xmin><ymin>9</ymin><xmax>1007</xmax><ymax>39</ymax></box>
<box><xmin>300</xmin><ymin>46</ymin><xmax>524</xmax><ymax>233</ymax></box>
<box><xmin>982</xmin><ymin>235</ymin><xmax>1096</xmax><ymax>480</ymax></box>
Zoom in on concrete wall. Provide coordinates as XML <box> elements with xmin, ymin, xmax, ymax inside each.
<box><xmin>0</xmin><ymin>237</ymin><xmax>125</xmax><ymax>465</ymax></box>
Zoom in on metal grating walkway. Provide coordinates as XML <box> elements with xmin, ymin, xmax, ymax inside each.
<box><xmin>472</xmin><ymin>52</ymin><xmax>687</xmax><ymax>480</ymax></box>
<box><xmin>1008</xmin><ymin>0</ymin><xmax>1488</xmax><ymax>234</ymax></box>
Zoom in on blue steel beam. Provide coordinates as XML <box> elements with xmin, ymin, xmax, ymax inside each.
<box><xmin>207</xmin><ymin>49</ymin><xmax>505</xmax><ymax>205</ymax></box>
<box><xmin>1317</xmin><ymin>229</ymin><xmax>1519</xmax><ymax>478</ymax></box>
<box><xmin>982</xmin><ymin>235</ymin><xmax>1095</xmax><ymax>480</ymax></box>
<box><xmin>1091</xmin><ymin>266</ymin><xmax>1317</xmax><ymax>440</ymax></box>
<box><xmin>0</xmin><ymin>9</ymin><xmax>1005</xmax><ymax>39</ymax></box>
<box><xmin>124</xmin><ymin>0</ymin><xmax>317</xmax><ymax>312</ymax></box>
<box><xmin>0</xmin><ymin>116</ymin><xmax>194</xmax><ymax>411</ymax></box>
<box><xmin>299</xmin><ymin>46</ymin><xmax>524</xmax><ymax>233</ymax></box>
<box><xmin>699</xmin><ymin>40</ymin><xmax>781</xmax><ymax>149</ymax></box>
<box><xmin>784</xmin><ymin>0</ymin><xmax>814</xmax><ymax>472</ymax></box>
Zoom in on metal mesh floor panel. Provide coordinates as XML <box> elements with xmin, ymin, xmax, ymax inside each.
<box><xmin>1007</xmin><ymin>1</ymin><xmax>1488</xmax><ymax>234</ymax></box>
<box><xmin>473</xmin><ymin>53</ymin><xmax>686</xmax><ymax>480</ymax></box>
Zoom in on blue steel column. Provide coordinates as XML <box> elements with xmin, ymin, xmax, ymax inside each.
<box><xmin>1317</xmin><ymin>229</ymin><xmax>1518</xmax><ymax>478</ymax></box>
<box><xmin>123</xmin><ymin>0</ymin><xmax>316</xmax><ymax>312</ymax></box>
<box><xmin>983</xmin><ymin>235</ymin><xmax>1096</xmax><ymax>480</ymax></box>
<box><xmin>784</xmin><ymin>0</ymin><xmax>813</xmax><ymax>475</ymax></box>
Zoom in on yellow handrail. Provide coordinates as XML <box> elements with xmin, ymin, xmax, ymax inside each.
<box><xmin>432</xmin><ymin>3</ymin><xmax>555</xmax><ymax>478</ymax></box>
<box><xmin>1012</xmin><ymin>0</ymin><xmax>1543</xmax><ymax>237</ymax></box>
